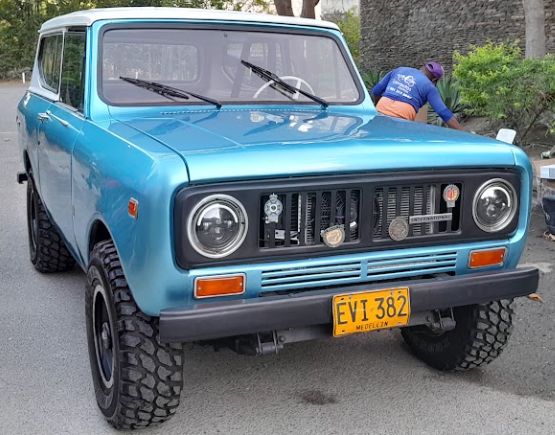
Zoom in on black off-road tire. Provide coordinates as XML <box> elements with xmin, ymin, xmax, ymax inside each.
<box><xmin>86</xmin><ymin>240</ymin><xmax>183</xmax><ymax>430</ymax></box>
<box><xmin>26</xmin><ymin>178</ymin><xmax>75</xmax><ymax>273</ymax></box>
<box><xmin>401</xmin><ymin>300</ymin><xmax>515</xmax><ymax>371</ymax></box>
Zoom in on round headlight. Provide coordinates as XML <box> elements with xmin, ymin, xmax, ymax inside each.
<box><xmin>472</xmin><ymin>179</ymin><xmax>517</xmax><ymax>232</ymax></box>
<box><xmin>187</xmin><ymin>195</ymin><xmax>248</xmax><ymax>258</ymax></box>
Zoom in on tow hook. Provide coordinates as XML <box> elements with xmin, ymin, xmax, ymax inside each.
<box><xmin>17</xmin><ymin>172</ymin><xmax>28</xmax><ymax>184</ymax></box>
<box><xmin>234</xmin><ymin>331</ymin><xmax>284</xmax><ymax>356</ymax></box>
<box><xmin>429</xmin><ymin>308</ymin><xmax>456</xmax><ymax>333</ymax></box>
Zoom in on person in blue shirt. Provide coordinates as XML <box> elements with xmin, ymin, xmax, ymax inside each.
<box><xmin>371</xmin><ymin>62</ymin><xmax>463</xmax><ymax>130</ymax></box>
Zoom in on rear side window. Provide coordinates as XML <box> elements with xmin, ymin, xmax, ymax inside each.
<box><xmin>38</xmin><ymin>34</ymin><xmax>63</xmax><ymax>92</ymax></box>
<box><xmin>60</xmin><ymin>31</ymin><xmax>86</xmax><ymax>111</ymax></box>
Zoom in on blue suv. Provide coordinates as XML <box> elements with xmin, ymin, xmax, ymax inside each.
<box><xmin>17</xmin><ymin>8</ymin><xmax>539</xmax><ymax>430</ymax></box>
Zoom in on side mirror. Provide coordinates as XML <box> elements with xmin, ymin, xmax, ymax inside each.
<box><xmin>496</xmin><ymin>128</ymin><xmax>517</xmax><ymax>144</ymax></box>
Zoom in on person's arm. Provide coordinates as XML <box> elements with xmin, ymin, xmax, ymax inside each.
<box><xmin>371</xmin><ymin>70</ymin><xmax>394</xmax><ymax>102</ymax></box>
<box><xmin>427</xmin><ymin>86</ymin><xmax>463</xmax><ymax>130</ymax></box>
<box><xmin>446</xmin><ymin>116</ymin><xmax>463</xmax><ymax>130</ymax></box>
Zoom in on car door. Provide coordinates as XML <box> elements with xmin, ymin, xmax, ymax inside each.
<box><xmin>37</xmin><ymin>29</ymin><xmax>87</xmax><ymax>243</ymax></box>
<box><xmin>22</xmin><ymin>33</ymin><xmax>63</xmax><ymax>189</ymax></box>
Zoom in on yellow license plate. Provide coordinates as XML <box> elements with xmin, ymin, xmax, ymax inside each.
<box><xmin>332</xmin><ymin>288</ymin><xmax>411</xmax><ymax>337</ymax></box>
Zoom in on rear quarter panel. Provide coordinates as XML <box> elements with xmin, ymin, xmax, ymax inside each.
<box><xmin>17</xmin><ymin>92</ymin><xmax>52</xmax><ymax>186</ymax></box>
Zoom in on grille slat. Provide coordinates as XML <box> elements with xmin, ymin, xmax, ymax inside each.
<box><xmin>263</xmin><ymin>269</ymin><xmax>362</xmax><ymax>285</ymax></box>
<box><xmin>344</xmin><ymin>189</ymin><xmax>351</xmax><ymax>242</ymax></box>
<box><xmin>330</xmin><ymin>190</ymin><xmax>337</xmax><ymax>228</ymax></box>
<box><xmin>260</xmin><ymin>250</ymin><xmax>458</xmax><ymax>291</ymax></box>
<box><xmin>262</xmin><ymin>262</ymin><xmax>361</xmax><ymax>278</ymax></box>
<box><xmin>299</xmin><ymin>192</ymin><xmax>307</xmax><ymax>246</ymax></box>
<box><xmin>314</xmin><ymin>192</ymin><xmax>322</xmax><ymax>244</ymax></box>
<box><xmin>408</xmin><ymin>185</ymin><xmax>415</xmax><ymax>236</ymax></box>
<box><xmin>284</xmin><ymin>193</ymin><xmax>292</xmax><ymax>246</ymax></box>
<box><xmin>367</xmin><ymin>259</ymin><xmax>456</xmax><ymax>275</ymax></box>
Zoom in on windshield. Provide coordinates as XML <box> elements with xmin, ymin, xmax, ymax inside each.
<box><xmin>100</xmin><ymin>27</ymin><xmax>361</xmax><ymax>106</ymax></box>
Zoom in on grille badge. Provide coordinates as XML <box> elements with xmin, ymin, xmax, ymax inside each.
<box><xmin>264</xmin><ymin>193</ymin><xmax>283</xmax><ymax>224</ymax></box>
<box><xmin>409</xmin><ymin>213</ymin><xmax>453</xmax><ymax>224</ymax></box>
<box><xmin>388</xmin><ymin>217</ymin><xmax>409</xmax><ymax>241</ymax></box>
<box><xmin>443</xmin><ymin>184</ymin><xmax>460</xmax><ymax>208</ymax></box>
<box><xmin>321</xmin><ymin>225</ymin><xmax>345</xmax><ymax>248</ymax></box>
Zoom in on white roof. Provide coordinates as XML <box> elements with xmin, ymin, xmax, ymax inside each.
<box><xmin>40</xmin><ymin>7</ymin><xmax>339</xmax><ymax>32</ymax></box>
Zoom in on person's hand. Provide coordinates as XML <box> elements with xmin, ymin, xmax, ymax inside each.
<box><xmin>446</xmin><ymin>116</ymin><xmax>463</xmax><ymax>130</ymax></box>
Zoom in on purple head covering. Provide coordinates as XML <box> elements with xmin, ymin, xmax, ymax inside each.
<box><xmin>425</xmin><ymin>61</ymin><xmax>445</xmax><ymax>80</ymax></box>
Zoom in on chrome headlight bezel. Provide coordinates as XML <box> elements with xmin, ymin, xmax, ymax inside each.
<box><xmin>186</xmin><ymin>194</ymin><xmax>248</xmax><ymax>258</ymax></box>
<box><xmin>472</xmin><ymin>178</ymin><xmax>518</xmax><ymax>233</ymax></box>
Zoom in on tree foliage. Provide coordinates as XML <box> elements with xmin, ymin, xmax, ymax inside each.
<box><xmin>323</xmin><ymin>8</ymin><xmax>359</xmax><ymax>64</ymax></box>
<box><xmin>0</xmin><ymin>0</ymin><xmax>268</xmax><ymax>78</ymax></box>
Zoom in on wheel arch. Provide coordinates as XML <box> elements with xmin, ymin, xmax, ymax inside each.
<box><xmin>23</xmin><ymin>150</ymin><xmax>32</xmax><ymax>174</ymax></box>
<box><xmin>88</xmin><ymin>218</ymin><xmax>114</xmax><ymax>264</ymax></box>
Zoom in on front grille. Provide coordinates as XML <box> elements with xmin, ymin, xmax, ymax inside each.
<box><xmin>259</xmin><ymin>189</ymin><xmax>361</xmax><ymax>248</ymax></box>
<box><xmin>259</xmin><ymin>182</ymin><xmax>461</xmax><ymax>249</ymax></box>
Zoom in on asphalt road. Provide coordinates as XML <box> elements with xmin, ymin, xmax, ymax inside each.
<box><xmin>1</xmin><ymin>82</ymin><xmax>554</xmax><ymax>435</ymax></box>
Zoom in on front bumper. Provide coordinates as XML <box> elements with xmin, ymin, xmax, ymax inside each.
<box><xmin>159</xmin><ymin>267</ymin><xmax>539</xmax><ymax>343</ymax></box>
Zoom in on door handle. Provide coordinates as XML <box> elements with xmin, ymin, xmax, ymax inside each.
<box><xmin>37</xmin><ymin>112</ymin><xmax>50</xmax><ymax>122</ymax></box>
<box><xmin>47</xmin><ymin>110</ymin><xmax>69</xmax><ymax>127</ymax></box>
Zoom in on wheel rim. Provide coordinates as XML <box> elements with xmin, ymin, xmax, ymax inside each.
<box><xmin>27</xmin><ymin>185</ymin><xmax>38</xmax><ymax>257</ymax></box>
<box><xmin>93</xmin><ymin>284</ymin><xmax>115</xmax><ymax>389</ymax></box>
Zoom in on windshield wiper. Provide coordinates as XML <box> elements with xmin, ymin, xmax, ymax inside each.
<box><xmin>119</xmin><ymin>77</ymin><xmax>222</xmax><ymax>109</ymax></box>
<box><xmin>240</xmin><ymin>60</ymin><xmax>328</xmax><ymax>109</ymax></box>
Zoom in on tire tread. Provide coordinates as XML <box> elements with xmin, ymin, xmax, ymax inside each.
<box><xmin>29</xmin><ymin>182</ymin><xmax>75</xmax><ymax>273</ymax></box>
<box><xmin>89</xmin><ymin>241</ymin><xmax>183</xmax><ymax>430</ymax></box>
<box><xmin>401</xmin><ymin>300</ymin><xmax>515</xmax><ymax>371</ymax></box>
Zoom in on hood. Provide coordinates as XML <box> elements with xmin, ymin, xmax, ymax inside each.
<box><xmin>114</xmin><ymin>109</ymin><xmax>517</xmax><ymax>183</ymax></box>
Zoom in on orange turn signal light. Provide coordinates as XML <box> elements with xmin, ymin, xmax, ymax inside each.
<box><xmin>194</xmin><ymin>274</ymin><xmax>245</xmax><ymax>298</ymax></box>
<box><xmin>128</xmin><ymin>198</ymin><xmax>139</xmax><ymax>219</ymax></box>
<box><xmin>469</xmin><ymin>248</ymin><xmax>506</xmax><ymax>269</ymax></box>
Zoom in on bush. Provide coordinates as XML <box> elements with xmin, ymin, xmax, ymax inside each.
<box><xmin>453</xmin><ymin>43</ymin><xmax>555</xmax><ymax>144</ymax></box>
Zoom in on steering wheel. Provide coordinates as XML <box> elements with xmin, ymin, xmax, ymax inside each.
<box><xmin>253</xmin><ymin>75</ymin><xmax>315</xmax><ymax>99</ymax></box>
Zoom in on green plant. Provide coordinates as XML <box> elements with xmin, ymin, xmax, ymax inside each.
<box><xmin>428</xmin><ymin>75</ymin><xmax>466</xmax><ymax>125</ymax></box>
<box><xmin>360</xmin><ymin>69</ymin><xmax>386</xmax><ymax>92</ymax></box>
<box><xmin>323</xmin><ymin>8</ymin><xmax>360</xmax><ymax>64</ymax></box>
<box><xmin>0</xmin><ymin>0</ymin><xmax>271</xmax><ymax>79</ymax></box>
<box><xmin>453</xmin><ymin>43</ymin><xmax>555</xmax><ymax>144</ymax></box>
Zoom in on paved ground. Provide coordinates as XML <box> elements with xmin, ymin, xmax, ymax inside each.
<box><xmin>1</xmin><ymin>82</ymin><xmax>554</xmax><ymax>435</ymax></box>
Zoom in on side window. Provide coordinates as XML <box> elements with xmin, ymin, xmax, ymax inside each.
<box><xmin>38</xmin><ymin>34</ymin><xmax>63</xmax><ymax>92</ymax></box>
<box><xmin>60</xmin><ymin>31</ymin><xmax>86</xmax><ymax>111</ymax></box>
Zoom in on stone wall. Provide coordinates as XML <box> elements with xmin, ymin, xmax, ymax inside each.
<box><xmin>360</xmin><ymin>0</ymin><xmax>555</xmax><ymax>72</ymax></box>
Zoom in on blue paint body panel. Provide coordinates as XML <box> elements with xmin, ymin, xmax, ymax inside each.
<box><xmin>17</xmin><ymin>18</ymin><xmax>534</xmax><ymax>316</ymax></box>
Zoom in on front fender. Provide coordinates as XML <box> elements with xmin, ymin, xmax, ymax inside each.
<box><xmin>73</xmin><ymin>120</ymin><xmax>189</xmax><ymax>314</ymax></box>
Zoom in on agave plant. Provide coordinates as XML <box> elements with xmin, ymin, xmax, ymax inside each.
<box><xmin>428</xmin><ymin>75</ymin><xmax>466</xmax><ymax>125</ymax></box>
<box><xmin>360</xmin><ymin>70</ymin><xmax>386</xmax><ymax>92</ymax></box>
